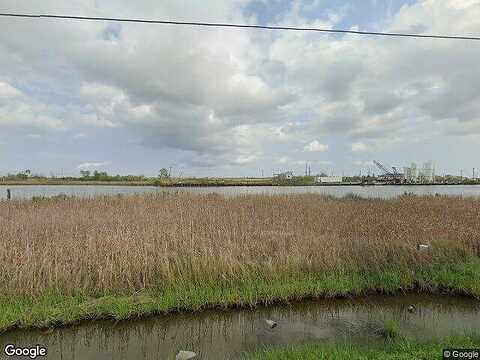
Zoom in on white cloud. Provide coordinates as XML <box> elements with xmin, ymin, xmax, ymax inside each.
<box><xmin>1</xmin><ymin>0</ymin><xmax>480</xmax><ymax>173</ymax></box>
<box><xmin>318</xmin><ymin>160</ymin><xmax>333</xmax><ymax>165</ymax></box>
<box><xmin>354</xmin><ymin>160</ymin><xmax>374</xmax><ymax>166</ymax></box>
<box><xmin>351</xmin><ymin>142</ymin><xmax>368</xmax><ymax>153</ymax></box>
<box><xmin>0</xmin><ymin>82</ymin><xmax>22</xmax><ymax>98</ymax></box>
<box><xmin>277</xmin><ymin>156</ymin><xmax>289</xmax><ymax>164</ymax></box>
<box><xmin>304</xmin><ymin>140</ymin><xmax>329</xmax><ymax>152</ymax></box>
<box><xmin>233</xmin><ymin>155</ymin><xmax>257</xmax><ymax>165</ymax></box>
<box><xmin>445</xmin><ymin>0</ymin><xmax>479</xmax><ymax>10</ymax></box>
<box><xmin>77</xmin><ymin>162</ymin><xmax>110</xmax><ymax>170</ymax></box>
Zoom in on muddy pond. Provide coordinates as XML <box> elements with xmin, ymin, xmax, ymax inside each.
<box><xmin>1</xmin><ymin>294</ymin><xmax>479</xmax><ymax>359</ymax></box>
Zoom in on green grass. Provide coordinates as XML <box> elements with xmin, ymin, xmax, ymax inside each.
<box><xmin>246</xmin><ymin>335</ymin><xmax>480</xmax><ymax>359</ymax></box>
<box><xmin>1</xmin><ymin>258</ymin><xmax>480</xmax><ymax>333</ymax></box>
<box><xmin>382</xmin><ymin>319</ymin><xmax>402</xmax><ymax>339</ymax></box>
<box><xmin>1</xmin><ymin>194</ymin><xmax>480</xmax><ymax>333</ymax></box>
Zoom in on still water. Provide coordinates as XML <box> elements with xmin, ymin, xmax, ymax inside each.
<box><xmin>1</xmin><ymin>184</ymin><xmax>480</xmax><ymax>200</ymax></box>
<box><xmin>1</xmin><ymin>295</ymin><xmax>479</xmax><ymax>359</ymax></box>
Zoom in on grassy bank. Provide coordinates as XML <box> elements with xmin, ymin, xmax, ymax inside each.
<box><xmin>247</xmin><ymin>335</ymin><xmax>480</xmax><ymax>359</ymax></box>
<box><xmin>0</xmin><ymin>177</ymin><xmax>274</xmax><ymax>186</ymax></box>
<box><xmin>1</xmin><ymin>193</ymin><xmax>479</xmax><ymax>332</ymax></box>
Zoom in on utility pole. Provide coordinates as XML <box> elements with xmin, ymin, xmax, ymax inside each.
<box><xmin>473</xmin><ymin>168</ymin><xmax>476</xmax><ymax>180</ymax></box>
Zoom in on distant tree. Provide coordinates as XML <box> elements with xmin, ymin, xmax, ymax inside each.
<box><xmin>80</xmin><ymin>170</ymin><xmax>91</xmax><ymax>178</ymax></box>
<box><xmin>158</xmin><ymin>168</ymin><xmax>170</xmax><ymax>179</ymax></box>
<box><xmin>92</xmin><ymin>170</ymin><xmax>108</xmax><ymax>180</ymax></box>
<box><xmin>14</xmin><ymin>169</ymin><xmax>31</xmax><ymax>179</ymax></box>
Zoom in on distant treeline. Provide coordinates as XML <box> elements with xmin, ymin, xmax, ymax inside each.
<box><xmin>1</xmin><ymin>170</ymin><xmax>150</xmax><ymax>182</ymax></box>
<box><xmin>0</xmin><ymin>170</ymin><xmax>274</xmax><ymax>186</ymax></box>
<box><xmin>2</xmin><ymin>169</ymin><xmax>480</xmax><ymax>185</ymax></box>
<box><xmin>78</xmin><ymin>170</ymin><xmax>148</xmax><ymax>182</ymax></box>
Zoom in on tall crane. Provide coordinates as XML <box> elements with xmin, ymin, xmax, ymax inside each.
<box><xmin>374</xmin><ymin>160</ymin><xmax>403</xmax><ymax>184</ymax></box>
<box><xmin>373</xmin><ymin>160</ymin><xmax>391</xmax><ymax>175</ymax></box>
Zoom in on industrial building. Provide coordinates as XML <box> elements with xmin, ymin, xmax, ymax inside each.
<box><xmin>315</xmin><ymin>176</ymin><xmax>343</xmax><ymax>184</ymax></box>
<box><xmin>404</xmin><ymin>163</ymin><xmax>417</xmax><ymax>183</ymax></box>
<box><xmin>404</xmin><ymin>161</ymin><xmax>435</xmax><ymax>183</ymax></box>
<box><xmin>373</xmin><ymin>160</ymin><xmax>436</xmax><ymax>184</ymax></box>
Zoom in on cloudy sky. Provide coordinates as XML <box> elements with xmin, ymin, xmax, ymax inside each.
<box><xmin>0</xmin><ymin>0</ymin><xmax>479</xmax><ymax>177</ymax></box>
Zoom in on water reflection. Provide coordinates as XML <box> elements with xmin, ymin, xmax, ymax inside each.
<box><xmin>1</xmin><ymin>295</ymin><xmax>479</xmax><ymax>359</ymax></box>
<box><xmin>1</xmin><ymin>184</ymin><xmax>480</xmax><ymax>200</ymax></box>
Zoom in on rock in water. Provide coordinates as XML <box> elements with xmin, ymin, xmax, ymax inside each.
<box><xmin>176</xmin><ymin>350</ymin><xmax>197</xmax><ymax>360</ymax></box>
<box><xmin>265</xmin><ymin>319</ymin><xmax>278</xmax><ymax>328</ymax></box>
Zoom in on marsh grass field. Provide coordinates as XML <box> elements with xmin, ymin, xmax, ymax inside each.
<box><xmin>247</xmin><ymin>334</ymin><xmax>480</xmax><ymax>360</ymax></box>
<box><xmin>1</xmin><ymin>192</ymin><xmax>480</xmax><ymax>333</ymax></box>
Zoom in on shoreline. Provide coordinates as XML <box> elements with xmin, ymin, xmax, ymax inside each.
<box><xmin>2</xmin><ymin>289</ymin><xmax>478</xmax><ymax>335</ymax></box>
<box><xmin>2</xmin><ymin>265</ymin><xmax>479</xmax><ymax>334</ymax></box>
<box><xmin>0</xmin><ymin>181</ymin><xmax>477</xmax><ymax>187</ymax></box>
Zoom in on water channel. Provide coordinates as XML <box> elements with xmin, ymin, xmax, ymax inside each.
<box><xmin>1</xmin><ymin>295</ymin><xmax>479</xmax><ymax>359</ymax></box>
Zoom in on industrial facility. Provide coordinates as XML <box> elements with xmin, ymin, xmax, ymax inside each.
<box><xmin>315</xmin><ymin>176</ymin><xmax>344</xmax><ymax>184</ymax></box>
<box><xmin>272</xmin><ymin>160</ymin><xmax>443</xmax><ymax>185</ymax></box>
<box><xmin>404</xmin><ymin>161</ymin><xmax>435</xmax><ymax>183</ymax></box>
<box><xmin>373</xmin><ymin>160</ymin><xmax>405</xmax><ymax>184</ymax></box>
<box><xmin>374</xmin><ymin>160</ymin><xmax>436</xmax><ymax>184</ymax></box>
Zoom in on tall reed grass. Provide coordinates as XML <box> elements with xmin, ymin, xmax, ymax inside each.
<box><xmin>1</xmin><ymin>193</ymin><xmax>479</xmax><ymax>299</ymax></box>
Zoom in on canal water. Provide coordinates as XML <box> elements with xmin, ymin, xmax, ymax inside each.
<box><xmin>1</xmin><ymin>184</ymin><xmax>480</xmax><ymax>200</ymax></box>
<box><xmin>1</xmin><ymin>295</ymin><xmax>479</xmax><ymax>359</ymax></box>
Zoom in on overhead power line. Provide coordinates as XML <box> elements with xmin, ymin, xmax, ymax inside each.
<box><xmin>0</xmin><ymin>12</ymin><xmax>480</xmax><ymax>41</ymax></box>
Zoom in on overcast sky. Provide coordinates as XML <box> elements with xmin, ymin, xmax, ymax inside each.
<box><xmin>0</xmin><ymin>0</ymin><xmax>479</xmax><ymax>177</ymax></box>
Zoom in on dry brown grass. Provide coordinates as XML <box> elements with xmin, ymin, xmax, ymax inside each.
<box><xmin>0</xmin><ymin>193</ymin><xmax>479</xmax><ymax>297</ymax></box>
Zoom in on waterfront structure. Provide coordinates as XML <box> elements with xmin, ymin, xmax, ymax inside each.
<box><xmin>374</xmin><ymin>160</ymin><xmax>405</xmax><ymax>184</ymax></box>
<box><xmin>404</xmin><ymin>163</ymin><xmax>418</xmax><ymax>183</ymax></box>
<box><xmin>315</xmin><ymin>176</ymin><xmax>343</xmax><ymax>183</ymax></box>
<box><xmin>421</xmin><ymin>161</ymin><xmax>435</xmax><ymax>183</ymax></box>
<box><xmin>403</xmin><ymin>161</ymin><xmax>435</xmax><ymax>183</ymax></box>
